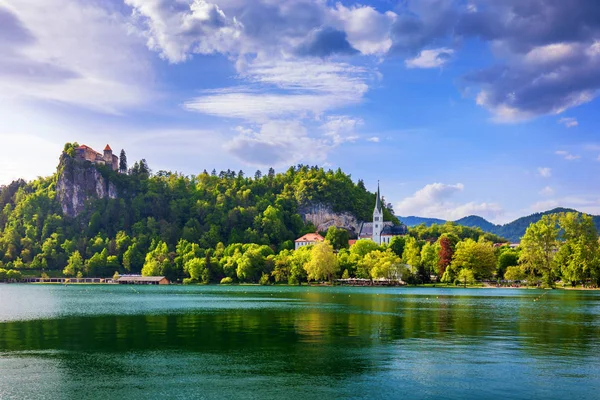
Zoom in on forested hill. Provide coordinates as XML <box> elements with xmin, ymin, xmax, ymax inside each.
<box><xmin>0</xmin><ymin>143</ymin><xmax>397</xmax><ymax>274</ymax></box>
<box><xmin>399</xmin><ymin>208</ymin><xmax>600</xmax><ymax>242</ymax></box>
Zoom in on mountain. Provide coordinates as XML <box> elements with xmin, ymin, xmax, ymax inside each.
<box><xmin>397</xmin><ymin>216</ymin><xmax>446</xmax><ymax>227</ymax></box>
<box><xmin>399</xmin><ymin>208</ymin><xmax>600</xmax><ymax>243</ymax></box>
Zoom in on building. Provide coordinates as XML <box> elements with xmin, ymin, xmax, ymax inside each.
<box><xmin>294</xmin><ymin>232</ymin><xmax>325</xmax><ymax>250</ymax></box>
<box><xmin>357</xmin><ymin>182</ymin><xmax>408</xmax><ymax>245</ymax></box>
<box><xmin>75</xmin><ymin>144</ymin><xmax>119</xmax><ymax>171</ymax></box>
<box><xmin>117</xmin><ymin>275</ymin><xmax>169</xmax><ymax>285</ymax></box>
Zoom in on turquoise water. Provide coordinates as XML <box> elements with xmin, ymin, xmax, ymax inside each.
<box><xmin>1</xmin><ymin>285</ymin><xmax>599</xmax><ymax>399</ymax></box>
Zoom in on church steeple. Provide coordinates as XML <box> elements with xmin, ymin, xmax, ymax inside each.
<box><xmin>372</xmin><ymin>181</ymin><xmax>383</xmax><ymax>245</ymax></box>
<box><xmin>374</xmin><ymin>180</ymin><xmax>382</xmax><ymax>214</ymax></box>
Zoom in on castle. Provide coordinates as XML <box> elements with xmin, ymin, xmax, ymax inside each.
<box><xmin>357</xmin><ymin>183</ymin><xmax>407</xmax><ymax>245</ymax></box>
<box><xmin>75</xmin><ymin>144</ymin><xmax>119</xmax><ymax>171</ymax></box>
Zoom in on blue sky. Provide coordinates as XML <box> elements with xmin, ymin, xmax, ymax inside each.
<box><xmin>1</xmin><ymin>0</ymin><xmax>600</xmax><ymax>223</ymax></box>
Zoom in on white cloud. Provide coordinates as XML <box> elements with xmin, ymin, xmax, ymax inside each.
<box><xmin>330</xmin><ymin>4</ymin><xmax>396</xmax><ymax>55</ymax></box>
<box><xmin>125</xmin><ymin>0</ymin><xmax>242</xmax><ymax>63</ymax></box>
<box><xmin>184</xmin><ymin>59</ymin><xmax>372</xmax><ymax>121</ymax></box>
<box><xmin>555</xmin><ymin>150</ymin><xmax>581</xmax><ymax>160</ymax></box>
<box><xmin>537</xmin><ymin>167</ymin><xmax>552</xmax><ymax>178</ymax></box>
<box><xmin>539</xmin><ymin>186</ymin><xmax>555</xmax><ymax>197</ymax></box>
<box><xmin>531</xmin><ymin>196</ymin><xmax>600</xmax><ymax>215</ymax></box>
<box><xmin>320</xmin><ymin>116</ymin><xmax>362</xmax><ymax>145</ymax></box>
<box><xmin>223</xmin><ymin>120</ymin><xmax>329</xmax><ymax>167</ymax></box>
<box><xmin>0</xmin><ymin>0</ymin><xmax>153</xmax><ymax>114</ymax></box>
<box><xmin>558</xmin><ymin>117</ymin><xmax>579</xmax><ymax>128</ymax></box>
<box><xmin>367</xmin><ymin>137</ymin><xmax>380</xmax><ymax>142</ymax></box>
<box><xmin>405</xmin><ymin>48</ymin><xmax>454</xmax><ymax>69</ymax></box>
<box><xmin>395</xmin><ymin>182</ymin><xmax>503</xmax><ymax>221</ymax></box>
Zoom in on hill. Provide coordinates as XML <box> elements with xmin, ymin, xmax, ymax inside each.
<box><xmin>399</xmin><ymin>207</ymin><xmax>600</xmax><ymax>242</ymax></box>
<box><xmin>0</xmin><ymin>143</ymin><xmax>399</xmax><ymax>277</ymax></box>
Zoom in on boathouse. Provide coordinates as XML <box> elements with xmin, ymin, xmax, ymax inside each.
<box><xmin>117</xmin><ymin>276</ymin><xmax>169</xmax><ymax>285</ymax></box>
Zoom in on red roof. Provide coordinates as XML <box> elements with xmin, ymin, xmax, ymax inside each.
<box><xmin>348</xmin><ymin>239</ymin><xmax>358</xmax><ymax>246</ymax></box>
<box><xmin>104</xmin><ymin>144</ymin><xmax>112</xmax><ymax>151</ymax></box>
<box><xmin>295</xmin><ymin>233</ymin><xmax>325</xmax><ymax>243</ymax></box>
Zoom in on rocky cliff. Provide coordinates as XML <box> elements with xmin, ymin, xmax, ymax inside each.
<box><xmin>298</xmin><ymin>202</ymin><xmax>361</xmax><ymax>234</ymax></box>
<box><xmin>56</xmin><ymin>154</ymin><xmax>117</xmax><ymax>217</ymax></box>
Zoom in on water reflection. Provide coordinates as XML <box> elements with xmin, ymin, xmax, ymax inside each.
<box><xmin>0</xmin><ymin>286</ymin><xmax>599</xmax><ymax>399</ymax></box>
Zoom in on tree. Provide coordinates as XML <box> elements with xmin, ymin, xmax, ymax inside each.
<box><xmin>325</xmin><ymin>226</ymin><xmax>349</xmax><ymax>250</ymax></box>
<box><xmin>305</xmin><ymin>241</ymin><xmax>338</xmax><ymax>283</ymax></box>
<box><xmin>119</xmin><ymin>149</ymin><xmax>128</xmax><ymax>174</ymax></box>
<box><xmin>142</xmin><ymin>241</ymin><xmax>172</xmax><ymax>277</ymax></box>
<box><xmin>437</xmin><ymin>235</ymin><xmax>454</xmax><ymax>276</ymax></box>
<box><xmin>504</xmin><ymin>266</ymin><xmax>526</xmax><ymax>282</ymax></box>
<box><xmin>519</xmin><ymin>214</ymin><xmax>559</xmax><ymax>286</ymax></box>
<box><xmin>402</xmin><ymin>236</ymin><xmax>421</xmax><ymax>268</ymax></box>
<box><xmin>420</xmin><ymin>242</ymin><xmax>439</xmax><ymax>278</ymax></box>
<box><xmin>449</xmin><ymin>239</ymin><xmax>496</xmax><ymax>279</ymax></box>
<box><xmin>555</xmin><ymin>212</ymin><xmax>600</xmax><ymax>286</ymax></box>
<box><xmin>458</xmin><ymin>268</ymin><xmax>475</xmax><ymax>286</ymax></box>
<box><xmin>63</xmin><ymin>251</ymin><xmax>83</xmax><ymax>277</ymax></box>
<box><xmin>362</xmin><ymin>249</ymin><xmax>405</xmax><ymax>281</ymax></box>
<box><xmin>185</xmin><ymin>258</ymin><xmax>204</xmax><ymax>282</ymax></box>
<box><xmin>389</xmin><ymin>235</ymin><xmax>406</xmax><ymax>257</ymax></box>
<box><xmin>497</xmin><ymin>248</ymin><xmax>519</xmax><ymax>278</ymax></box>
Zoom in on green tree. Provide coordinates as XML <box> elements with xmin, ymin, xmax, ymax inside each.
<box><xmin>402</xmin><ymin>236</ymin><xmax>421</xmax><ymax>268</ymax></box>
<box><xmin>362</xmin><ymin>249</ymin><xmax>405</xmax><ymax>281</ymax></box>
<box><xmin>119</xmin><ymin>149</ymin><xmax>128</xmax><ymax>174</ymax></box>
<box><xmin>420</xmin><ymin>242</ymin><xmax>439</xmax><ymax>278</ymax></box>
<box><xmin>519</xmin><ymin>214</ymin><xmax>559</xmax><ymax>286</ymax></box>
<box><xmin>496</xmin><ymin>248</ymin><xmax>519</xmax><ymax>278</ymax></box>
<box><xmin>305</xmin><ymin>241</ymin><xmax>338</xmax><ymax>283</ymax></box>
<box><xmin>449</xmin><ymin>239</ymin><xmax>496</xmax><ymax>279</ymax></box>
<box><xmin>504</xmin><ymin>266</ymin><xmax>526</xmax><ymax>281</ymax></box>
<box><xmin>63</xmin><ymin>251</ymin><xmax>83</xmax><ymax>277</ymax></box>
<box><xmin>555</xmin><ymin>212</ymin><xmax>600</xmax><ymax>286</ymax></box>
<box><xmin>325</xmin><ymin>226</ymin><xmax>349</xmax><ymax>250</ymax></box>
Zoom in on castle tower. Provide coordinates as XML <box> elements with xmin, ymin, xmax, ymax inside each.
<box><xmin>103</xmin><ymin>144</ymin><xmax>113</xmax><ymax>165</ymax></box>
<box><xmin>372</xmin><ymin>181</ymin><xmax>383</xmax><ymax>245</ymax></box>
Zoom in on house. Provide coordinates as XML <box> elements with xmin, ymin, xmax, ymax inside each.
<box><xmin>117</xmin><ymin>275</ymin><xmax>169</xmax><ymax>285</ymax></box>
<box><xmin>294</xmin><ymin>232</ymin><xmax>325</xmax><ymax>250</ymax></box>
<box><xmin>75</xmin><ymin>144</ymin><xmax>119</xmax><ymax>171</ymax></box>
<box><xmin>357</xmin><ymin>182</ymin><xmax>408</xmax><ymax>245</ymax></box>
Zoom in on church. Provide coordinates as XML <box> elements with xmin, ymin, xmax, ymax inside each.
<box><xmin>357</xmin><ymin>183</ymin><xmax>407</xmax><ymax>245</ymax></box>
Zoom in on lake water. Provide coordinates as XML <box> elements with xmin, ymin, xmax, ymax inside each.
<box><xmin>1</xmin><ymin>285</ymin><xmax>599</xmax><ymax>399</ymax></box>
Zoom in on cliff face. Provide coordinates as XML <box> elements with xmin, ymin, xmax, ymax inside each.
<box><xmin>298</xmin><ymin>203</ymin><xmax>361</xmax><ymax>234</ymax></box>
<box><xmin>56</xmin><ymin>154</ymin><xmax>117</xmax><ymax>218</ymax></box>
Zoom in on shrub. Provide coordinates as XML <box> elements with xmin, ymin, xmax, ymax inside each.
<box><xmin>220</xmin><ymin>277</ymin><xmax>233</xmax><ymax>284</ymax></box>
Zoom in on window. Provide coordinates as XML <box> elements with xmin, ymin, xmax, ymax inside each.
<box><xmin>374</xmin><ymin>217</ymin><xmax>379</xmax><ymax>221</ymax></box>
<box><xmin>375</xmin><ymin>224</ymin><xmax>378</xmax><ymax>228</ymax></box>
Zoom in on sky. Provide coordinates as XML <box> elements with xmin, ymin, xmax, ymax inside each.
<box><xmin>1</xmin><ymin>0</ymin><xmax>600</xmax><ymax>224</ymax></box>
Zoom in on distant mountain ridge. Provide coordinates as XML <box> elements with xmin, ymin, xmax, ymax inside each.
<box><xmin>398</xmin><ymin>208</ymin><xmax>600</xmax><ymax>243</ymax></box>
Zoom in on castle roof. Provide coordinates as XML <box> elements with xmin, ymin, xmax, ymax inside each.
<box><xmin>295</xmin><ymin>233</ymin><xmax>325</xmax><ymax>243</ymax></box>
<box><xmin>104</xmin><ymin>144</ymin><xmax>112</xmax><ymax>151</ymax></box>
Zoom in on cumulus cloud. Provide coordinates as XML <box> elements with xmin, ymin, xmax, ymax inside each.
<box><xmin>405</xmin><ymin>47</ymin><xmax>454</xmax><ymax>68</ymax></box>
<box><xmin>555</xmin><ymin>150</ymin><xmax>581</xmax><ymax>161</ymax></box>
<box><xmin>558</xmin><ymin>117</ymin><xmax>579</xmax><ymax>128</ymax></box>
<box><xmin>367</xmin><ymin>137</ymin><xmax>380</xmax><ymax>143</ymax></box>
<box><xmin>125</xmin><ymin>0</ymin><xmax>242</xmax><ymax>63</ymax></box>
<box><xmin>395</xmin><ymin>182</ymin><xmax>503</xmax><ymax>221</ymax></box>
<box><xmin>458</xmin><ymin>0</ymin><xmax>600</xmax><ymax>122</ymax></box>
<box><xmin>537</xmin><ymin>167</ymin><xmax>552</xmax><ymax>178</ymax></box>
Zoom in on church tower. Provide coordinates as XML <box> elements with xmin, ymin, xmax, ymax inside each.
<box><xmin>372</xmin><ymin>181</ymin><xmax>383</xmax><ymax>245</ymax></box>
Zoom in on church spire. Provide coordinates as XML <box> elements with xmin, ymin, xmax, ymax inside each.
<box><xmin>375</xmin><ymin>180</ymin><xmax>382</xmax><ymax>213</ymax></box>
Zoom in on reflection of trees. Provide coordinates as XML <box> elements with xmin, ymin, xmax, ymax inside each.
<box><xmin>1</xmin><ymin>288</ymin><xmax>598</xmax><ymax>382</ymax></box>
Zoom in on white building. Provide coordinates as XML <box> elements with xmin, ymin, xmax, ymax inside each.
<box><xmin>357</xmin><ymin>183</ymin><xmax>407</xmax><ymax>245</ymax></box>
<box><xmin>294</xmin><ymin>232</ymin><xmax>325</xmax><ymax>250</ymax></box>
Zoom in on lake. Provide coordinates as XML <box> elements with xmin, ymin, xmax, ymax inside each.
<box><xmin>1</xmin><ymin>285</ymin><xmax>599</xmax><ymax>399</ymax></box>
